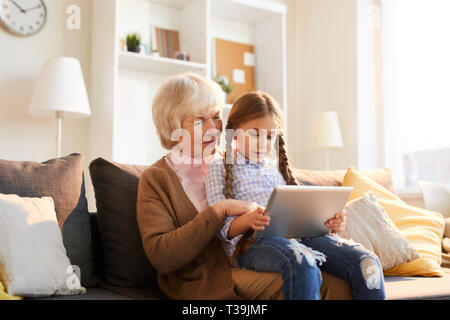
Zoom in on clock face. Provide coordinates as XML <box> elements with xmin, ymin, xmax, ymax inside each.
<box><xmin>0</xmin><ymin>0</ymin><xmax>47</xmax><ymax>36</ymax></box>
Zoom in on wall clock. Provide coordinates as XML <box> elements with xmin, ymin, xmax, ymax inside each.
<box><xmin>0</xmin><ymin>0</ymin><xmax>47</xmax><ymax>37</ymax></box>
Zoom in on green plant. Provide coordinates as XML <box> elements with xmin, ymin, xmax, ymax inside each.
<box><xmin>213</xmin><ymin>75</ymin><xmax>233</xmax><ymax>95</ymax></box>
<box><xmin>126</xmin><ymin>33</ymin><xmax>141</xmax><ymax>49</ymax></box>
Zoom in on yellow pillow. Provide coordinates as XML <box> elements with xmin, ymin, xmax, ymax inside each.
<box><xmin>0</xmin><ymin>281</ymin><xmax>22</xmax><ymax>300</ymax></box>
<box><xmin>0</xmin><ymin>263</ymin><xmax>21</xmax><ymax>300</ymax></box>
<box><xmin>343</xmin><ymin>167</ymin><xmax>445</xmax><ymax>277</ymax></box>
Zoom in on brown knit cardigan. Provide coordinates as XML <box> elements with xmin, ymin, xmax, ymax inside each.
<box><xmin>136</xmin><ymin>157</ymin><xmax>244</xmax><ymax>300</ymax></box>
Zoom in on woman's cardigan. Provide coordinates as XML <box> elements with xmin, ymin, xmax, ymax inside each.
<box><xmin>136</xmin><ymin>157</ymin><xmax>244</xmax><ymax>300</ymax></box>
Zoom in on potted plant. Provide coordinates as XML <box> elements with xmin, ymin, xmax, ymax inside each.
<box><xmin>126</xmin><ymin>33</ymin><xmax>141</xmax><ymax>53</ymax></box>
<box><xmin>213</xmin><ymin>75</ymin><xmax>233</xmax><ymax>104</ymax></box>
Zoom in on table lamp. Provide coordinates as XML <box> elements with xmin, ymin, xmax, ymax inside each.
<box><xmin>311</xmin><ymin>111</ymin><xmax>343</xmax><ymax>170</ymax></box>
<box><xmin>29</xmin><ymin>57</ymin><xmax>91</xmax><ymax>158</ymax></box>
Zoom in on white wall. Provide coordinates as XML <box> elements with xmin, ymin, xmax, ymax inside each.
<box><xmin>286</xmin><ymin>0</ymin><xmax>358</xmax><ymax>170</ymax></box>
<box><xmin>286</xmin><ymin>0</ymin><xmax>383</xmax><ymax>171</ymax></box>
<box><xmin>0</xmin><ymin>0</ymin><xmax>92</xmax><ymax>198</ymax></box>
<box><xmin>357</xmin><ymin>0</ymin><xmax>384</xmax><ymax>171</ymax></box>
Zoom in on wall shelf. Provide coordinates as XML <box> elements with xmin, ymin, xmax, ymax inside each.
<box><xmin>90</xmin><ymin>0</ymin><xmax>287</xmax><ymax>167</ymax></box>
<box><xmin>210</xmin><ymin>0</ymin><xmax>287</xmax><ymax>24</ymax></box>
<box><xmin>150</xmin><ymin>0</ymin><xmax>194</xmax><ymax>8</ymax></box>
<box><xmin>118</xmin><ymin>51</ymin><xmax>207</xmax><ymax>75</ymax></box>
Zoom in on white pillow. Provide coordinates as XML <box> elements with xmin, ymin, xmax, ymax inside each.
<box><xmin>339</xmin><ymin>191</ymin><xmax>419</xmax><ymax>270</ymax></box>
<box><xmin>0</xmin><ymin>193</ymin><xmax>86</xmax><ymax>298</ymax></box>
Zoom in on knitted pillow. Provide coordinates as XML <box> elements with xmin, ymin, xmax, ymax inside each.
<box><xmin>343</xmin><ymin>167</ymin><xmax>445</xmax><ymax>277</ymax></box>
<box><xmin>0</xmin><ymin>194</ymin><xmax>85</xmax><ymax>297</ymax></box>
<box><xmin>340</xmin><ymin>192</ymin><xmax>419</xmax><ymax>270</ymax></box>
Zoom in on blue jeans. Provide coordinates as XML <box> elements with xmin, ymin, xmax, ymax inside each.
<box><xmin>237</xmin><ymin>235</ymin><xmax>386</xmax><ymax>300</ymax></box>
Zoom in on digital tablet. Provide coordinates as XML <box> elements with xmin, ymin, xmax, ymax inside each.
<box><xmin>253</xmin><ymin>185</ymin><xmax>354</xmax><ymax>239</ymax></box>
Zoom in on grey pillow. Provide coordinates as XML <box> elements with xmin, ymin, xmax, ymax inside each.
<box><xmin>0</xmin><ymin>154</ymin><xmax>97</xmax><ymax>287</ymax></box>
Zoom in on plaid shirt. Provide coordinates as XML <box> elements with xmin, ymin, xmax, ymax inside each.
<box><xmin>205</xmin><ymin>151</ymin><xmax>286</xmax><ymax>259</ymax></box>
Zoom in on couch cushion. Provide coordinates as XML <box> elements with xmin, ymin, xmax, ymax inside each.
<box><xmin>98</xmin><ymin>280</ymin><xmax>167</xmax><ymax>300</ymax></box>
<box><xmin>343</xmin><ymin>167</ymin><xmax>445</xmax><ymax>277</ymax></box>
<box><xmin>0</xmin><ymin>154</ymin><xmax>97</xmax><ymax>287</ymax></box>
<box><xmin>89</xmin><ymin>158</ymin><xmax>157</xmax><ymax>288</ymax></box>
<box><xmin>89</xmin><ymin>212</ymin><xmax>105</xmax><ymax>281</ymax></box>
<box><xmin>294</xmin><ymin>168</ymin><xmax>395</xmax><ymax>192</ymax></box>
<box><xmin>28</xmin><ymin>287</ymin><xmax>132</xmax><ymax>300</ymax></box>
<box><xmin>0</xmin><ymin>193</ymin><xmax>86</xmax><ymax>297</ymax></box>
<box><xmin>385</xmin><ymin>268</ymin><xmax>450</xmax><ymax>300</ymax></box>
<box><xmin>341</xmin><ymin>192</ymin><xmax>419</xmax><ymax>270</ymax></box>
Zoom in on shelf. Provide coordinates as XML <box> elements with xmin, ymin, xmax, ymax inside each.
<box><xmin>118</xmin><ymin>51</ymin><xmax>207</xmax><ymax>75</ymax></box>
<box><xmin>210</xmin><ymin>0</ymin><xmax>287</xmax><ymax>24</ymax></box>
<box><xmin>90</xmin><ymin>0</ymin><xmax>286</xmax><ymax>176</ymax></box>
<box><xmin>149</xmin><ymin>0</ymin><xmax>193</xmax><ymax>8</ymax></box>
<box><xmin>122</xmin><ymin>0</ymin><xmax>193</xmax><ymax>10</ymax></box>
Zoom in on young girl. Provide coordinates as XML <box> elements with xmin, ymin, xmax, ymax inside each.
<box><xmin>205</xmin><ymin>91</ymin><xmax>386</xmax><ymax>300</ymax></box>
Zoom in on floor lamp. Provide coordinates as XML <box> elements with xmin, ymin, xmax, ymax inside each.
<box><xmin>29</xmin><ymin>57</ymin><xmax>91</xmax><ymax>158</ymax></box>
<box><xmin>311</xmin><ymin>112</ymin><xmax>343</xmax><ymax>170</ymax></box>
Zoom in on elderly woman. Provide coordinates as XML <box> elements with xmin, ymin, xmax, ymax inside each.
<box><xmin>136</xmin><ymin>73</ymin><xmax>352</xmax><ymax>300</ymax></box>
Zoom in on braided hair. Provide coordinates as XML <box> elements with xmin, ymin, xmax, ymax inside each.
<box><xmin>278</xmin><ymin>131</ymin><xmax>299</xmax><ymax>186</ymax></box>
<box><xmin>224</xmin><ymin>122</ymin><xmax>235</xmax><ymax>199</ymax></box>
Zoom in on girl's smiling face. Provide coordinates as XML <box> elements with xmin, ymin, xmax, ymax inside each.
<box><xmin>235</xmin><ymin>114</ymin><xmax>279</xmax><ymax>163</ymax></box>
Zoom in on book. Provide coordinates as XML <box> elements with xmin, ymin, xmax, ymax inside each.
<box><xmin>152</xmin><ymin>27</ymin><xmax>180</xmax><ymax>59</ymax></box>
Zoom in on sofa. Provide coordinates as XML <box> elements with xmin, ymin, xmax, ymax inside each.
<box><xmin>1</xmin><ymin>154</ymin><xmax>449</xmax><ymax>300</ymax></box>
<box><xmin>54</xmin><ymin>213</ymin><xmax>450</xmax><ymax>300</ymax></box>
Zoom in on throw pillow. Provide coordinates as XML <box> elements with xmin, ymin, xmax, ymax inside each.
<box><xmin>343</xmin><ymin>167</ymin><xmax>445</xmax><ymax>276</ymax></box>
<box><xmin>0</xmin><ymin>154</ymin><xmax>97</xmax><ymax>287</ymax></box>
<box><xmin>89</xmin><ymin>158</ymin><xmax>158</xmax><ymax>288</ymax></box>
<box><xmin>0</xmin><ymin>281</ymin><xmax>22</xmax><ymax>300</ymax></box>
<box><xmin>340</xmin><ymin>191</ymin><xmax>419</xmax><ymax>270</ymax></box>
<box><xmin>0</xmin><ymin>193</ymin><xmax>86</xmax><ymax>297</ymax></box>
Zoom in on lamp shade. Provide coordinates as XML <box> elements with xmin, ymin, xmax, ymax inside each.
<box><xmin>311</xmin><ymin>111</ymin><xmax>343</xmax><ymax>149</ymax></box>
<box><xmin>29</xmin><ymin>57</ymin><xmax>91</xmax><ymax>119</ymax></box>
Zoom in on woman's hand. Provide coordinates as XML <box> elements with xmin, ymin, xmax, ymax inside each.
<box><xmin>245</xmin><ymin>207</ymin><xmax>271</xmax><ymax>231</ymax></box>
<box><xmin>325</xmin><ymin>210</ymin><xmax>348</xmax><ymax>234</ymax></box>
<box><xmin>213</xmin><ymin>199</ymin><xmax>259</xmax><ymax>220</ymax></box>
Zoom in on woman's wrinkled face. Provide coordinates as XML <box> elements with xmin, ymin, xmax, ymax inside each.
<box><xmin>180</xmin><ymin>105</ymin><xmax>223</xmax><ymax>159</ymax></box>
<box><xmin>235</xmin><ymin>115</ymin><xmax>279</xmax><ymax>164</ymax></box>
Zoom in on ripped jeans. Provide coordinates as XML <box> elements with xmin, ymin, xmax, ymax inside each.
<box><xmin>237</xmin><ymin>235</ymin><xmax>386</xmax><ymax>300</ymax></box>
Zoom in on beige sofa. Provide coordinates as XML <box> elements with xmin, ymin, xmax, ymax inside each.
<box><xmin>294</xmin><ymin>167</ymin><xmax>450</xmax><ymax>300</ymax></box>
<box><xmin>23</xmin><ymin>159</ymin><xmax>450</xmax><ymax>300</ymax></box>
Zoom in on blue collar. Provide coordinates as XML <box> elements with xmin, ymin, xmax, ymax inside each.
<box><xmin>235</xmin><ymin>151</ymin><xmax>267</xmax><ymax>168</ymax></box>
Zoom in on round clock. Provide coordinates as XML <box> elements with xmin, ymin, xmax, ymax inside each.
<box><xmin>0</xmin><ymin>0</ymin><xmax>47</xmax><ymax>37</ymax></box>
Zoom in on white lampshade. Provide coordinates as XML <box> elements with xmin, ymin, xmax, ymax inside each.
<box><xmin>29</xmin><ymin>57</ymin><xmax>91</xmax><ymax>118</ymax></box>
<box><xmin>311</xmin><ymin>111</ymin><xmax>343</xmax><ymax>149</ymax></box>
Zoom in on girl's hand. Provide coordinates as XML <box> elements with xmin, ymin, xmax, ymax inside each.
<box><xmin>245</xmin><ymin>207</ymin><xmax>271</xmax><ymax>231</ymax></box>
<box><xmin>213</xmin><ymin>199</ymin><xmax>259</xmax><ymax>220</ymax></box>
<box><xmin>325</xmin><ymin>210</ymin><xmax>347</xmax><ymax>234</ymax></box>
